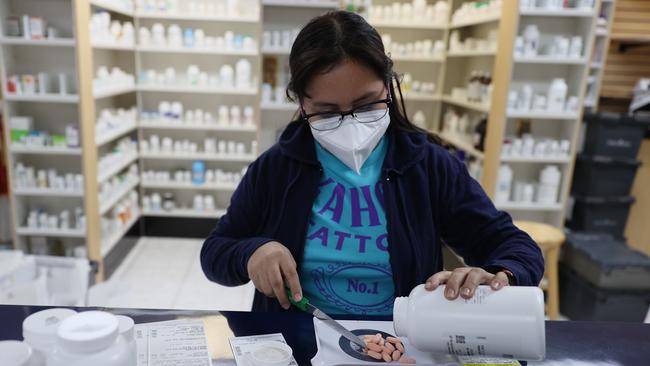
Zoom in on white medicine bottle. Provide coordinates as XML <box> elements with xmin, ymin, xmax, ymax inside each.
<box><xmin>393</xmin><ymin>284</ymin><xmax>546</xmax><ymax>361</ymax></box>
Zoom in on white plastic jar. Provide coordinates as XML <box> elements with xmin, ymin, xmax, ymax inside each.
<box><xmin>46</xmin><ymin>311</ymin><xmax>136</xmax><ymax>366</ymax></box>
<box><xmin>393</xmin><ymin>284</ymin><xmax>545</xmax><ymax>361</ymax></box>
<box><xmin>22</xmin><ymin>308</ymin><xmax>77</xmax><ymax>365</ymax></box>
<box><xmin>0</xmin><ymin>340</ymin><xmax>40</xmax><ymax>366</ymax></box>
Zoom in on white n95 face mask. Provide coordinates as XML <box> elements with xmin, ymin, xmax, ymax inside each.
<box><xmin>310</xmin><ymin>109</ymin><xmax>390</xmax><ymax>174</ymax></box>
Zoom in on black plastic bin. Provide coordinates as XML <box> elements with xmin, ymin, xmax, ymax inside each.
<box><xmin>571</xmin><ymin>155</ymin><xmax>641</xmax><ymax>197</ymax></box>
<box><xmin>583</xmin><ymin>112</ymin><xmax>650</xmax><ymax>159</ymax></box>
<box><xmin>562</xmin><ymin>232</ymin><xmax>650</xmax><ymax>290</ymax></box>
<box><xmin>567</xmin><ymin>196</ymin><xmax>635</xmax><ymax>237</ymax></box>
<box><xmin>559</xmin><ymin>264</ymin><xmax>650</xmax><ymax>322</ymax></box>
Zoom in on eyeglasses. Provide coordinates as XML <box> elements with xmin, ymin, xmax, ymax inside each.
<box><xmin>302</xmin><ymin>97</ymin><xmax>392</xmax><ymax>131</ymax></box>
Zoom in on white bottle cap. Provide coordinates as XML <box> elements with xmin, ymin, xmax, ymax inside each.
<box><xmin>0</xmin><ymin>340</ymin><xmax>33</xmax><ymax>366</ymax></box>
<box><xmin>22</xmin><ymin>308</ymin><xmax>77</xmax><ymax>350</ymax></box>
<box><xmin>249</xmin><ymin>341</ymin><xmax>293</xmax><ymax>366</ymax></box>
<box><xmin>115</xmin><ymin>315</ymin><xmax>135</xmax><ymax>343</ymax></box>
<box><xmin>56</xmin><ymin>311</ymin><xmax>119</xmax><ymax>354</ymax></box>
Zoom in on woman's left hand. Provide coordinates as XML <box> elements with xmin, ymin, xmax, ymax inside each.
<box><xmin>424</xmin><ymin>267</ymin><xmax>510</xmax><ymax>300</ymax></box>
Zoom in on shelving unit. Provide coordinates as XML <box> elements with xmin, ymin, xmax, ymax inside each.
<box><xmin>583</xmin><ymin>0</ymin><xmax>617</xmax><ymax>110</ymax></box>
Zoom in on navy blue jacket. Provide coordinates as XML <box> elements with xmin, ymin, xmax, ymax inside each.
<box><xmin>201</xmin><ymin>120</ymin><xmax>544</xmax><ymax>312</ymax></box>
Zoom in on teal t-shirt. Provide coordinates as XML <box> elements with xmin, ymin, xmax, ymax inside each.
<box><xmin>299</xmin><ymin>137</ymin><xmax>395</xmax><ymax>315</ymax></box>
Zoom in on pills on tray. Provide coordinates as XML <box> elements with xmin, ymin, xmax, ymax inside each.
<box><xmin>362</xmin><ymin>333</ymin><xmax>415</xmax><ymax>363</ymax></box>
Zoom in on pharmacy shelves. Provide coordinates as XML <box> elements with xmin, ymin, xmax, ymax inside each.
<box><xmin>500</xmin><ymin>156</ymin><xmax>572</xmax><ymax>164</ymax></box>
<box><xmin>506</xmin><ymin>110</ymin><xmax>579</xmax><ymax>120</ymax></box>
<box><xmin>94</xmin><ymin>83</ymin><xmax>136</xmax><ymax>99</ymax></box>
<box><xmin>138</xmin><ymin>121</ymin><xmax>256</xmax><ymax>132</ymax></box>
<box><xmin>4</xmin><ymin>93</ymin><xmax>79</xmax><ymax>103</ymax></box>
<box><xmin>513</xmin><ymin>56</ymin><xmax>588</xmax><ymax>65</ymax></box>
<box><xmin>92</xmin><ymin>42</ymin><xmax>135</xmax><ymax>51</ymax></box>
<box><xmin>10</xmin><ymin>145</ymin><xmax>82</xmax><ymax>155</ymax></box>
<box><xmin>447</xmin><ymin>49</ymin><xmax>497</xmax><ymax>57</ymax></box>
<box><xmin>99</xmin><ymin>178</ymin><xmax>140</xmax><ymax>215</ymax></box>
<box><xmin>261</xmin><ymin>47</ymin><xmax>291</xmax><ymax>55</ymax></box>
<box><xmin>402</xmin><ymin>93</ymin><xmax>440</xmax><ymax>102</ymax></box>
<box><xmin>141</xmin><ymin>181</ymin><xmax>237</xmax><ymax>191</ymax></box>
<box><xmin>142</xmin><ymin>208</ymin><xmax>226</xmax><ymax>219</ymax></box>
<box><xmin>442</xmin><ymin>95</ymin><xmax>491</xmax><ymax>114</ymax></box>
<box><xmin>370</xmin><ymin>21</ymin><xmax>447</xmax><ymax>30</ymax></box>
<box><xmin>519</xmin><ymin>8</ymin><xmax>595</xmax><ymax>18</ymax></box>
<box><xmin>260</xmin><ymin>102</ymin><xmax>297</xmax><ymax>111</ymax></box>
<box><xmin>137</xmin><ymin>85</ymin><xmax>258</xmax><ymax>96</ymax></box>
<box><xmin>101</xmin><ymin>211</ymin><xmax>140</xmax><ymax>257</ymax></box>
<box><xmin>90</xmin><ymin>0</ymin><xmax>134</xmax><ymax>17</ymax></box>
<box><xmin>262</xmin><ymin>0</ymin><xmax>339</xmax><ymax>8</ymax></box>
<box><xmin>139</xmin><ymin>151</ymin><xmax>256</xmax><ymax>162</ymax></box>
<box><xmin>96</xmin><ymin>123</ymin><xmax>138</xmax><ymax>147</ymax></box>
<box><xmin>134</xmin><ymin>11</ymin><xmax>259</xmax><ymax>23</ymax></box>
<box><xmin>136</xmin><ymin>45</ymin><xmax>258</xmax><ymax>56</ymax></box>
<box><xmin>449</xmin><ymin>13</ymin><xmax>501</xmax><ymax>29</ymax></box>
<box><xmin>495</xmin><ymin>202</ymin><xmax>564</xmax><ymax>212</ymax></box>
<box><xmin>438</xmin><ymin>131</ymin><xmax>485</xmax><ymax>160</ymax></box>
<box><xmin>391</xmin><ymin>55</ymin><xmax>444</xmax><ymax>63</ymax></box>
<box><xmin>13</xmin><ymin>188</ymin><xmax>84</xmax><ymax>197</ymax></box>
<box><xmin>0</xmin><ymin>37</ymin><xmax>75</xmax><ymax>47</ymax></box>
<box><xmin>16</xmin><ymin>227</ymin><xmax>86</xmax><ymax>238</ymax></box>
<box><xmin>98</xmin><ymin>152</ymin><xmax>139</xmax><ymax>184</ymax></box>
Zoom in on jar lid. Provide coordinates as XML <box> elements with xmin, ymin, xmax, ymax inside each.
<box><xmin>56</xmin><ymin>311</ymin><xmax>119</xmax><ymax>354</ymax></box>
<box><xmin>0</xmin><ymin>340</ymin><xmax>33</xmax><ymax>366</ymax></box>
<box><xmin>249</xmin><ymin>341</ymin><xmax>293</xmax><ymax>366</ymax></box>
<box><xmin>22</xmin><ymin>308</ymin><xmax>77</xmax><ymax>349</ymax></box>
<box><xmin>116</xmin><ymin>315</ymin><xmax>135</xmax><ymax>342</ymax></box>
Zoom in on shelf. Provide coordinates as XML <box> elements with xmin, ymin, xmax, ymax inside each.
<box><xmin>101</xmin><ymin>211</ymin><xmax>140</xmax><ymax>257</ymax></box>
<box><xmin>135</xmin><ymin>11</ymin><xmax>259</xmax><ymax>22</ymax></box>
<box><xmin>447</xmin><ymin>49</ymin><xmax>497</xmax><ymax>57</ymax></box>
<box><xmin>438</xmin><ymin>131</ymin><xmax>485</xmax><ymax>160</ymax></box>
<box><xmin>97</xmin><ymin>152</ymin><xmax>138</xmax><ymax>184</ymax></box>
<box><xmin>96</xmin><ymin>123</ymin><xmax>138</xmax><ymax>147</ymax></box>
<box><xmin>260</xmin><ymin>102</ymin><xmax>298</xmax><ymax>111</ymax></box>
<box><xmin>137</xmin><ymin>84</ymin><xmax>258</xmax><ymax>96</ymax></box>
<box><xmin>90</xmin><ymin>0</ymin><xmax>134</xmax><ymax>17</ymax></box>
<box><xmin>501</xmin><ymin>156</ymin><xmax>571</xmax><ymax>164</ymax></box>
<box><xmin>140</xmin><ymin>151</ymin><xmax>256</xmax><ymax>162</ymax></box>
<box><xmin>136</xmin><ymin>45</ymin><xmax>258</xmax><ymax>56</ymax></box>
<box><xmin>495</xmin><ymin>201</ymin><xmax>563</xmax><ymax>211</ymax></box>
<box><xmin>401</xmin><ymin>92</ymin><xmax>440</xmax><ymax>102</ymax></box>
<box><xmin>507</xmin><ymin>110</ymin><xmax>579</xmax><ymax>120</ymax></box>
<box><xmin>13</xmin><ymin>188</ymin><xmax>83</xmax><ymax>197</ymax></box>
<box><xmin>590</xmin><ymin>62</ymin><xmax>603</xmax><ymax>69</ymax></box>
<box><xmin>262</xmin><ymin>0</ymin><xmax>339</xmax><ymax>8</ymax></box>
<box><xmin>261</xmin><ymin>47</ymin><xmax>291</xmax><ymax>55</ymax></box>
<box><xmin>513</xmin><ymin>55</ymin><xmax>587</xmax><ymax>65</ymax></box>
<box><xmin>141</xmin><ymin>181</ymin><xmax>238</xmax><ymax>191</ymax></box>
<box><xmin>519</xmin><ymin>8</ymin><xmax>595</xmax><ymax>17</ymax></box>
<box><xmin>442</xmin><ymin>95</ymin><xmax>491</xmax><ymax>113</ymax></box>
<box><xmin>139</xmin><ymin>121</ymin><xmax>256</xmax><ymax>132</ymax></box>
<box><xmin>0</xmin><ymin>37</ymin><xmax>75</xmax><ymax>47</ymax></box>
<box><xmin>16</xmin><ymin>227</ymin><xmax>85</xmax><ymax>238</ymax></box>
<box><xmin>391</xmin><ymin>54</ymin><xmax>444</xmax><ymax>62</ymax></box>
<box><xmin>450</xmin><ymin>13</ymin><xmax>501</xmax><ymax>28</ymax></box>
<box><xmin>92</xmin><ymin>42</ymin><xmax>135</xmax><ymax>51</ymax></box>
<box><xmin>4</xmin><ymin>93</ymin><xmax>79</xmax><ymax>103</ymax></box>
<box><xmin>10</xmin><ymin>145</ymin><xmax>82</xmax><ymax>155</ymax></box>
<box><xmin>94</xmin><ymin>83</ymin><xmax>136</xmax><ymax>99</ymax></box>
<box><xmin>142</xmin><ymin>208</ymin><xmax>226</xmax><ymax>218</ymax></box>
<box><xmin>99</xmin><ymin>178</ymin><xmax>140</xmax><ymax>215</ymax></box>
<box><xmin>370</xmin><ymin>20</ymin><xmax>447</xmax><ymax>30</ymax></box>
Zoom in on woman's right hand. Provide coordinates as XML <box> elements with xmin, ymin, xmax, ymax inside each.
<box><xmin>247</xmin><ymin>241</ymin><xmax>303</xmax><ymax>310</ymax></box>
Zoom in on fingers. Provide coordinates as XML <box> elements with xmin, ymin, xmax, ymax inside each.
<box><xmin>270</xmin><ymin>266</ymin><xmax>291</xmax><ymax>310</ymax></box>
<box><xmin>424</xmin><ymin>271</ymin><xmax>452</xmax><ymax>291</ymax></box>
<box><xmin>444</xmin><ymin>268</ymin><xmax>470</xmax><ymax>300</ymax></box>
<box><xmin>490</xmin><ymin>271</ymin><xmax>510</xmax><ymax>290</ymax></box>
<box><xmin>281</xmin><ymin>257</ymin><xmax>303</xmax><ymax>302</ymax></box>
<box><xmin>460</xmin><ymin>268</ymin><xmax>491</xmax><ymax>299</ymax></box>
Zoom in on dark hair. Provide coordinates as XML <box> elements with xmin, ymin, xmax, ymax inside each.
<box><xmin>286</xmin><ymin>10</ymin><xmax>440</xmax><ymax>144</ymax></box>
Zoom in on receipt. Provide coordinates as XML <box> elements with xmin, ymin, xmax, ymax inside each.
<box><xmin>135</xmin><ymin>320</ymin><xmax>211</xmax><ymax>366</ymax></box>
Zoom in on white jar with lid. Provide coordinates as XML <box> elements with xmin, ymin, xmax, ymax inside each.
<box><xmin>0</xmin><ymin>340</ymin><xmax>39</xmax><ymax>366</ymax></box>
<box><xmin>393</xmin><ymin>284</ymin><xmax>545</xmax><ymax>361</ymax></box>
<box><xmin>547</xmin><ymin>78</ymin><xmax>567</xmax><ymax>112</ymax></box>
<box><xmin>116</xmin><ymin>315</ymin><xmax>137</xmax><ymax>363</ymax></box>
<box><xmin>23</xmin><ymin>308</ymin><xmax>77</xmax><ymax>365</ymax></box>
<box><xmin>47</xmin><ymin>311</ymin><xmax>135</xmax><ymax>366</ymax></box>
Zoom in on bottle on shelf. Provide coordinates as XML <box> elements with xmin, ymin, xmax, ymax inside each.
<box><xmin>473</xmin><ymin>115</ymin><xmax>488</xmax><ymax>151</ymax></box>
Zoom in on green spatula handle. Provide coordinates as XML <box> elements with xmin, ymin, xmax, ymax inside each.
<box><xmin>285</xmin><ymin>285</ymin><xmax>309</xmax><ymax>311</ymax></box>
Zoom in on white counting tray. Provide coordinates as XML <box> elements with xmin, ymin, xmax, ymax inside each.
<box><xmin>311</xmin><ymin>319</ymin><xmax>462</xmax><ymax>366</ymax></box>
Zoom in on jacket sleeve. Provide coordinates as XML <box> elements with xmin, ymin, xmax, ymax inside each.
<box><xmin>436</xmin><ymin>150</ymin><xmax>545</xmax><ymax>286</ymax></box>
<box><xmin>200</xmin><ymin>156</ymin><xmax>275</xmax><ymax>286</ymax></box>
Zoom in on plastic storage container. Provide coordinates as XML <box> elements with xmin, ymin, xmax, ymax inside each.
<box><xmin>559</xmin><ymin>264</ymin><xmax>650</xmax><ymax>322</ymax></box>
<box><xmin>571</xmin><ymin>155</ymin><xmax>641</xmax><ymax>197</ymax></box>
<box><xmin>562</xmin><ymin>232</ymin><xmax>650</xmax><ymax>290</ymax></box>
<box><xmin>393</xmin><ymin>284</ymin><xmax>546</xmax><ymax>361</ymax></box>
<box><xmin>22</xmin><ymin>308</ymin><xmax>77</xmax><ymax>365</ymax></box>
<box><xmin>568</xmin><ymin>196</ymin><xmax>634</xmax><ymax>237</ymax></box>
<box><xmin>583</xmin><ymin>112</ymin><xmax>650</xmax><ymax>159</ymax></box>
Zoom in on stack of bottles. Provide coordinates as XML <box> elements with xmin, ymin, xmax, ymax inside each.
<box><xmin>98</xmin><ymin>138</ymin><xmax>138</xmax><ymax>173</ymax></box>
<box><xmin>515</xmin><ymin>24</ymin><xmax>583</xmax><ymax>59</ymax></box>
<box><xmin>14</xmin><ymin>164</ymin><xmax>84</xmax><ymax>193</ymax></box>
<box><xmin>94</xmin><ymin>66</ymin><xmax>135</xmax><ymax>94</ymax></box>
<box><xmin>96</xmin><ymin>107</ymin><xmax>138</xmax><ymax>138</ymax></box>
<box><xmin>102</xmin><ymin>191</ymin><xmax>140</xmax><ymax>242</ymax></box>
<box><xmin>139</xmin><ymin>101</ymin><xmax>255</xmax><ymax>127</ymax></box>
<box><xmin>25</xmin><ymin>207</ymin><xmax>85</xmax><ymax>232</ymax></box>
<box><xmin>451</xmin><ymin>0</ymin><xmax>502</xmax><ymax>25</ymax></box>
<box><xmin>507</xmin><ymin>79</ymin><xmax>579</xmax><ymax>114</ymax></box>
<box><xmin>368</xmin><ymin>0</ymin><xmax>449</xmax><ymax>25</ymax></box>
<box><xmin>138</xmin><ymin>61</ymin><xmax>253</xmax><ymax>90</ymax></box>
<box><xmin>89</xmin><ymin>12</ymin><xmax>135</xmax><ymax>46</ymax></box>
<box><xmin>140</xmin><ymin>135</ymin><xmax>257</xmax><ymax>157</ymax></box>
<box><xmin>142</xmin><ymin>193</ymin><xmax>218</xmax><ymax>213</ymax></box>
<box><xmin>381</xmin><ymin>34</ymin><xmax>445</xmax><ymax>59</ymax></box>
<box><xmin>99</xmin><ymin>165</ymin><xmax>139</xmax><ymax>203</ymax></box>
<box><xmin>138</xmin><ymin>24</ymin><xmax>256</xmax><ymax>51</ymax></box>
<box><xmin>10</xmin><ymin>116</ymin><xmax>79</xmax><ymax>149</ymax></box>
<box><xmin>449</xmin><ymin>30</ymin><xmax>498</xmax><ymax>53</ymax></box>
<box><xmin>135</xmin><ymin>0</ymin><xmax>260</xmax><ymax>18</ymax></box>
<box><xmin>142</xmin><ymin>166</ymin><xmax>246</xmax><ymax>187</ymax></box>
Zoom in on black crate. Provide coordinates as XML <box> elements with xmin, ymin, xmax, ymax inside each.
<box><xmin>572</xmin><ymin>155</ymin><xmax>641</xmax><ymax>197</ymax></box>
<box><xmin>559</xmin><ymin>264</ymin><xmax>650</xmax><ymax>322</ymax></box>
<box><xmin>562</xmin><ymin>232</ymin><xmax>650</xmax><ymax>290</ymax></box>
<box><xmin>567</xmin><ymin>196</ymin><xmax>635</xmax><ymax>238</ymax></box>
<box><xmin>583</xmin><ymin>112</ymin><xmax>650</xmax><ymax>159</ymax></box>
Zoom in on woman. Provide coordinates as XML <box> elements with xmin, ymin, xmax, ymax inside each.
<box><xmin>201</xmin><ymin>11</ymin><xmax>543</xmax><ymax>314</ymax></box>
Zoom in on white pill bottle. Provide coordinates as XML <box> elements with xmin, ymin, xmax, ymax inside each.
<box><xmin>393</xmin><ymin>284</ymin><xmax>545</xmax><ymax>361</ymax></box>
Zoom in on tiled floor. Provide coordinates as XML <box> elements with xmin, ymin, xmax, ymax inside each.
<box><xmin>91</xmin><ymin>237</ymin><xmax>255</xmax><ymax>311</ymax></box>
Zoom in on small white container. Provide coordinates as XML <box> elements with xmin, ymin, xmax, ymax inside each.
<box><xmin>23</xmin><ymin>308</ymin><xmax>77</xmax><ymax>365</ymax></box>
<box><xmin>547</xmin><ymin>78</ymin><xmax>568</xmax><ymax>112</ymax></box>
<box><xmin>394</xmin><ymin>284</ymin><xmax>545</xmax><ymax>361</ymax></box>
<box><xmin>495</xmin><ymin>165</ymin><xmax>513</xmax><ymax>203</ymax></box>
<box><xmin>249</xmin><ymin>341</ymin><xmax>293</xmax><ymax>366</ymax></box>
<box><xmin>537</xmin><ymin>165</ymin><xmax>561</xmax><ymax>204</ymax></box>
<box><xmin>0</xmin><ymin>340</ymin><xmax>38</xmax><ymax>366</ymax></box>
